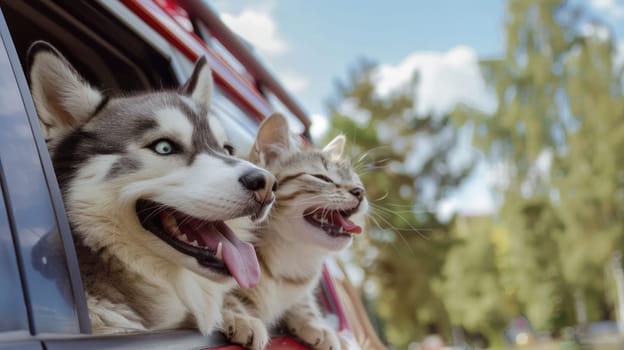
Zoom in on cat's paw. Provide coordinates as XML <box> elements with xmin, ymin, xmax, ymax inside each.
<box><xmin>289</xmin><ymin>322</ymin><xmax>341</xmax><ymax>350</ymax></box>
<box><xmin>222</xmin><ymin>311</ymin><xmax>269</xmax><ymax>350</ymax></box>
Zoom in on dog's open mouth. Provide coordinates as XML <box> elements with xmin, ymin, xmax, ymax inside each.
<box><xmin>303</xmin><ymin>206</ymin><xmax>362</xmax><ymax>237</ymax></box>
<box><xmin>136</xmin><ymin>200</ymin><xmax>259</xmax><ymax>288</ymax></box>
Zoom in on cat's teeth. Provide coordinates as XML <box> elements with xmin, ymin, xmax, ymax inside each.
<box><xmin>165</xmin><ymin>215</ymin><xmax>182</xmax><ymax>235</ymax></box>
<box><xmin>190</xmin><ymin>240</ymin><xmax>199</xmax><ymax>247</ymax></box>
<box><xmin>164</xmin><ymin>214</ymin><xmax>177</xmax><ymax>227</ymax></box>
<box><xmin>180</xmin><ymin>234</ymin><xmax>189</xmax><ymax>242</ymax></box>
<box><xmin>339</xmin><ymin>227</ymin><xmax>346</xmax><ymax>234</ymax></box>
<box><xmin>215</xmin><ymin>242</ymin><xmax>223</xmax><ymax>260</ymax></box>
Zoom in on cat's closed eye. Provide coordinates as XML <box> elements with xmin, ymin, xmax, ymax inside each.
<box><xmin>311</xmin><ymin>174</ymin><xmax>334</xmax><ymax>184</ymax></box>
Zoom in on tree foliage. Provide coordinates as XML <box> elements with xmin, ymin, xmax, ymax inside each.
<box><xmin>325</xmin><ymin>0</ymin><xmax>624</xmax><ymax>347</ymax></box>
<box><xmin>325</xmin><ymin>62</ymin><xmax>470</xmax><ymax>347</ymax></box>
<box><xmin>466</xmin><ymin>0</ymin><xmax>624</xmax><ymax>327</ymax></box>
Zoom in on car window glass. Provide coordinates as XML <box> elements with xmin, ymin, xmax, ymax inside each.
<box><xmin>0</xmin><ymin>172</ymin><xmax>29</xmax><ymax>333</ymax></box>
<box><xmin>0</xmin><ymin>28</ymin><xmax>81</xmax><ymax>334</ymax></box>
<box><xmin>211</xmin><ymin>87</ymin><xmax>260</xmax><ymax>155</ymax></box>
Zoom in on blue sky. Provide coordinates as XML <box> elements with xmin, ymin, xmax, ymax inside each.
<box><xmin>210</xmin><ymin>0</ymin><xmax>624</xmax><ymax>218</ymax></box>
<box><xmin>212</xmin><ymin>1</ymin><xmax>623</xmax><ymax>123</ymax></box>
<box><xmin>212</xmin><ymin>0</ymin><xmax>505</xmax><ymax>121</ymax></box>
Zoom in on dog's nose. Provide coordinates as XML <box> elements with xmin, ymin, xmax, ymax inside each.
<box><xmin>239</xmin><ymin>169</ymin><xmax>277</xmax><ymax>203</ymax></box>
<box><xmin>349</xmin><ymin>187</ymin><xmax>365</xmax><ymax>201</ymax></box>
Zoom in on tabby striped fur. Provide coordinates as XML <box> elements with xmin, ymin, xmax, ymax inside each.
<box><xmin>221</xmin><ymin>113</ymin><xmax>368</xmax><ymax>350</ymax></box>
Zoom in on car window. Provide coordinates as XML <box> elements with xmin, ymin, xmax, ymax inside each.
<box><xmin>0</xmin><ymin>13</ymin><xmax>85</xmax><ymax>334</ymax></box>
<box><xmin>169</xmin><ymin>45</ymin><xmax>261</xmax><ymax>155</ymax></box>
<box><xmin>0</xmin><ymin>173</ymin><xmax>29</xmax><ymax>334</ymax></box>
<box><xmin>0</xmin><ymin>0</ymin><xmax>178</xmax><ymax>336</ymax></box>
<box><xmin>212</xmin><ymin>87</ymin><xmax>261</xmax><ymax>155</ymax></box>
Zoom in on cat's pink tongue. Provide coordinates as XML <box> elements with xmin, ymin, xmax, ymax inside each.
<box><xmin>331</xmin><ymin>211</ymin><xmax>362</xmax><ymax>234</ymax></box>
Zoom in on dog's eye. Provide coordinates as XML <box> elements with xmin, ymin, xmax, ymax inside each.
<box><xmin>149</xmin><ymin>139</ymin><xmax>177</xmax><ymax>155</ymax></box>
<box><xmin>312</xmin><ymin>174</ymin><xmax>334</xmax><ymax>183</ymax></box>
<box><xmin>223</xmin><ymin>143</ymin><xmax>235</xmax><ymax>155</ymax></box>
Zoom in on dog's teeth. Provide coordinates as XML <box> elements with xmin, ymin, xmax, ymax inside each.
<box><xmin>215</xmin><ymin>242</ymin><xmax>223</xmax><ymax>260</ymax></box>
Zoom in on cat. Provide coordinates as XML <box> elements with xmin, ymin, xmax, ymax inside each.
<box><xmin>221</xmin><ymin>113</ymin><xmax>368</xmax><ymax>350</ymax></box>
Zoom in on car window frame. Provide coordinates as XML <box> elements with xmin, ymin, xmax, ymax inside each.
<box><xmin>0</xmin><ymin>6</ymin><xmax>90</xmax><ymax>335</ymax></box>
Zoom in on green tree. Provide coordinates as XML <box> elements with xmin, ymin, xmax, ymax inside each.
<box><xmin>552</xmin><ymin>27</ymin><xmax>624</xmax><ymax>321</ymax></box>
<box><xmin>325</xmin><ymin>62</ymin><xmax>472</xmax><ymax>347</ymax></box>
<box><xmin>460</xmin><ymin>0</ymin><xmax>624</xmax><ymax>330</ymax></box>
<box><xmin>435</xmin><ymin>216</ymin><xmax>516</xmax><ymax>348</ymax></box>
<box><xmin>504</xmin><ymin>196</ymin><xmax>576</xmax><ymax>330</ymax></box>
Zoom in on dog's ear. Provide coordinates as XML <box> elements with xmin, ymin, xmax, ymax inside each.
<box><xmin>250</xmin><ymin>112</ymin><xmax>292</xmax><ymax>166</ymax></box>
<box><xmin>28</xmin><ymin>41</ymin><xmax>103</xmax><ymax>141</ymax></box>
<box><xmin>322</xmin><ymin>134</ymin><xmax>346</xmax><ymax>160</ymax></box>
<box><xmin>181</xmin><ymin>56</ymin><xmax>213</xmax><ymax>109</ymax></box>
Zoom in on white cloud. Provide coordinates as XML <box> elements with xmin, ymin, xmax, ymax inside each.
<box><xmin>367</xmin><ymin>46</ymin><xmax>498</xmax><ymax>220</ymax></box>
<box><xmin>217</xmin><ymin>5</ymin><xmax>311</xmax><ymax>109</ymax></box>
<box><xmin>277</xmin><ymin>70</ymin><xmax>309</xmax><ymax>93</ymax></box>
<box><xmin>337</xmin><ymin>98</ymin><xmax>371</xmax><ymax>126</ymax></box>
<box><xmin>580</xmin><ymin>22</ymin><xmax>611</xmax><ymax>41</ymax></box>
<box><xmin>221</xmin><ymin>10</ymin><xmax>287</xmax><ymax>56</ymax></box>
<box><xmin>615</xmin><ymin>41</ymin><xmax>624</xmax><ymax>70</ymax></box>
<box><xmin>437</xmin><ymin>160</ymin><xmax>496</xmax><ymax>221</ymax></box>
<box><xmin>373</xmin><ymin>46</ymin><xmax>497</xmax><ymax>117</ymax></box>
<box><xmin>589</xmin><ymin>0</ymin><xmax>624</xmax><ymax>18</ymax></box>
<box><xmin>310</xmin><ymin>113</ymin><xmax>329</xmax><ymax>141</ymax></box>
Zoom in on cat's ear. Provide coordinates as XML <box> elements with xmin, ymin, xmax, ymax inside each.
<box><xmin>322</xmin><ymin>134</ymin><xmax>345</xmax><ymax>160</ymax></box>
<box><xmin>250</xmin><ymin>112</ymin><xmax>291</xmax><ymax>166</ymax></box>
<box><xmin>180</xmin><ymin>56</ymin><xmax>213</xmax><ymax>109</ymax></box>
<box><xmin>28</xmin><ymin>41</ymin><xmax>103</xmax><ymax>141</ymax></box>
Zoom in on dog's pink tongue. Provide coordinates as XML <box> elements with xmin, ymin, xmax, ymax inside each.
<box><xmin>331</xmin><ymin>211</ymin><xmax>362</xmax><ymax>234</ymax></box>
<box><xmin>214</xmin><ymin>222</ymin><xmax>260</xmax><ymax>288</ymax></box>
<box><xmin>182</xmin><ymin>220</ymin><xmax>260</xmax><ymax>288</ymax></box>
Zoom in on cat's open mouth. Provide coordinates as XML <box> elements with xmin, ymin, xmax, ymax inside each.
<box><xmin>303</xmin><ymin>206</ymin><xmax>362</xmax><ymax>237</ymax></box>
<box><xmin>135</xmin><ymin>199</ymin><xmax>260</xmax><ymax>288</ymax></box>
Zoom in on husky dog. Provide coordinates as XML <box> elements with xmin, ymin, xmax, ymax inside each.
<box><xmin>221</xmin><ymin>114</ymin><xmax>368</xmax><ymax>350</ymax></box>
<box><xmin>28</xmin><ymin>41</ymin><xmax>276</xmax><ymax>334</ymax></box>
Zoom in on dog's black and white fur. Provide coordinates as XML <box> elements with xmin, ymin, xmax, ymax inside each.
<box><xmin>28</xmin><ymin>41</ymin><xmax>276</xmax><ymax>334</ymax></box>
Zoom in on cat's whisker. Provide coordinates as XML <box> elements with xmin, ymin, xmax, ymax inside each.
<box><xmin>353</xmin><ymin>145</ymin><xmax>392</xmax><ymax>167</ymax></box>
<box><xmin>372</xmin><ymin>192</ymin><xmax>389</xmax><ymax>202</ymax></box>
<box><xmin>367</xmin><ymin>212</ymin><xmax>419</xmax><ymax>255</ymax></box>
<box><xmin>140</xmin><ymin>204</ymin><xmax>170</xmax><ymax>222</ymax></box>
<box><xmin>369</xmin><ymin>202</ymin><xmax>430</xmax><ymax>216</ymax></box>
<box><xmin>367</xmin><ymin>216</ymin><xmax>405</xmax><ymax>256</ymax></box>
<box><xmin>368</xmin><ymin>204</ymin><xmax>432</xmax><ymax>237</ymax></box>
<box><xmin>381</xmin><ymin>202</ymin><xmax>420</xmax><ymax>208</ymax></box>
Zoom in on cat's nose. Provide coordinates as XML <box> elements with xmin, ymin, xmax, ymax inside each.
<box><xmin>349</xmin><ymin>187</ymin><xmax>365</xmax><ymax>201</ymax></box>
<box><xmin>239</xmin><ymin>169</ymin><xmax>277</xmax><ymax>204</ymax></box>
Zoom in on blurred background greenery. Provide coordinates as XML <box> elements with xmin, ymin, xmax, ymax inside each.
<box><xmin>321</xmin><ymin>0</ymin><xmax>624</xmax><ymax>348</ymax></box>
